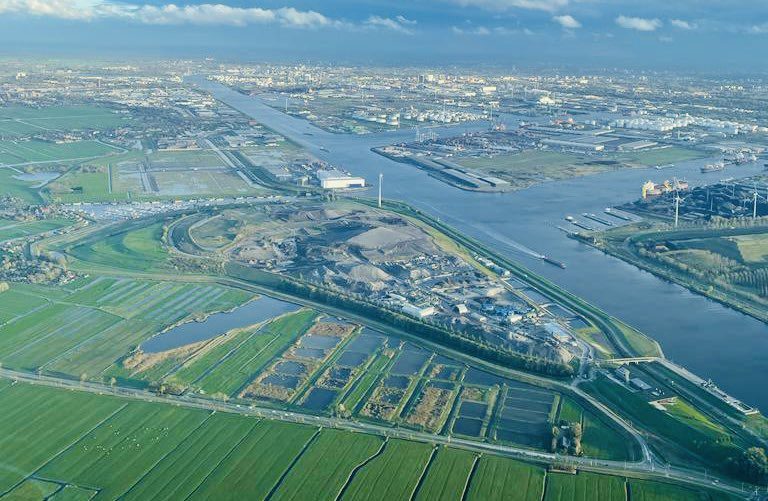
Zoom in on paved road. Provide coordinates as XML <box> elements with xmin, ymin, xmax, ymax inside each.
<box><xmin>0</xmin><ymin>367</ymin><xmax>754</xmax><ymax>499</ymax></box>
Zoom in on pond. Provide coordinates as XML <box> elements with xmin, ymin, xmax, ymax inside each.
<box><xmin>143</xmin><ymin>295</ymin><xmax>300</xmax><ymax>353</ymax></box>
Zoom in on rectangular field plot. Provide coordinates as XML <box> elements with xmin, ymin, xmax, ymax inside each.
<box><xmin>3</xmin><ymin>478</ymin><xmax>61</xmax><ymax>499</ymax></box>
<box><xmin>0</xmin><ymin>303</ymin><xmax>121</xmax><ymax>371</ymax></box>
<box><xmin>0</xmin><ymin>218</ymin><xmax>71</xmax><ymax>242</ymax></box>
<box><xmin>628</xmin><ymin>479</ymin><xmax>708</xmax><ymax>501</ymax></box>
<box><xmin>189</xmin><ymin>421</ymin><xmax>318</xmax><ymax>500</ymax></box>
<box><xmin>414</xmin><ymin>447</ymin><xmax>476</xmax><ymax>501</ymax></box>
<box><xmin>38</xmin><ymin>402</ymin><xmax>210</xmax><ymax>499</ymax></box>
<box><xmin>489</xmin><ymin>381</ymin><xmax>557</xmax><ymax>449</ymax></box>
<box><xmin>271</xmin><ymin>429</ymin><xmax>383</xmax><ymax>501</ymax></box>
<box><xmin>0</xmin><ymin>287</ymin><xmax>48</xmax><ymax>323</ymax></box>
<box><xmin>194</xmin><ymin>309</ymin><xmax>317</xmax><ymax>397</ymax></box>
<box><xmin>0</xmin><ymin>105</ymin><xmax>127</xmax><ymax>132</ymax></box>
<box><xmin>121</xmin><ymin>413</ymin><xmax>258</xmax><ymax>501</ymax></box>
<box><xmin>340</xmin><ymin>439</ymin><xmax>433</xmax><ymax>501</ymax></box>
<box><xmin>544</xmin><ymin>472</ymin><xmax>626</xmax><ymax>501</ymax></box>
<box><xmin>465</xmin><ymin>456</ymin><xmax>545</xmax><ymax>501</ymax></box>
<box><xmin>0</xmin><ymin>140</ymin><xmax>118</xmax><ymax>165</ymax></box>
<box><xmin>0</xmin><ymin>383</ymin><xmax>124</xmax><ymax>493</ymax></box>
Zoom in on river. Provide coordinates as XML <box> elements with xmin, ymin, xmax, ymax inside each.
<box><xmin>195</xmin><ymin>78</ymin><xmax>768</xmax><ymax>412</ymax></box>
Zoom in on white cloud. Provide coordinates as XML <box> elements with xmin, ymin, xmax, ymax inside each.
<box><xmin>670</xmin><ymin>19</ymin><xmax>695</xmax><ymax>30</ymax></box>
<box><xmin>364</xmin><ymin>15</ymin><xmax>417</xmax><ymax>34</ymax></box>
<box><xmin>452</xmin><ymin>25</ymin><xmax>531</xmax><ymax>36</ymax></box>
<box><xmin>449</xmin><ymin>0</ymin><xmax>568</xmax><ymax>13</ymax></box>
<box><xmin>615</xmin><ymin>15</ymin><xmax>662</xmax><ymax>32</ymax></box>
<box><xmin>0</xmin><ymin>0</ymin><xmax>343</xmax><ymax>28</ymax></box>
<box><xmin>552</xmin><ymin>14</ymin><xmax>580</xmax><ymax>29</ymax></box>
<box><xmin>748</xmin><ymin>23</ymin><xmax>768</xmax><ymax>34</ymax></box>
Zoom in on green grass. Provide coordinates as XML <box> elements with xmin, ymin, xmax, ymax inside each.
<box><xmin>0</xmin><ymin>168</ymin><xmax>42</xmax><ymax>203</ymax></box>
<box><xmin>0</xmin><ymin>105</ymin><xmax>127</xmax><ymax>132</ymax></box>
<box><xmin>341</xmin><ymin>351</ymin><xmax>390</xmax><ymax>411</ymax></box>
<box><xmin>544</xmin><ymin>471</ymin><xmax>625</xmax><ymax>501</ymax></box>
<box><xmin>3</xmin><ymin>478</ymin><xmax>61</xmax><ymax>500</ymax></box>
<box><xmin>663</xmin><ymin>398</ymin><xmax>730</xmax><ymax>437</ymax></box>
<box><xmin>38</xmin><ymin>402</ymin><xmax>209</xmax><ymax>500</ymax></box>
<box><xmin>121</xmin><ymin>413</ymin><xmax>258</xmax><ymax>501</ymax></box>
<box><xmin>628</xmin><ymin>479</ymin><xmax>708</xmax><ymax>501</ymax></box>
<box><xmin>69</xmin><ymin>223</ymin><xmax>168</xmax><ymax>272</ymax></box>
<box><xmin>557</xmin><ymin>397</ymin><xmax>583</xmax><ymax>423</ymax></box>
<box><xmin>272</xmin><ymin>429</ymin><xmax>384</xmax><ymax>501</ymax></box>
<box><xmin>49</xmin><ymin>485</ymin><xmax>98</xmax><ymax>501</ymax></box>
<box><xmin>581</xmin><ymin>411</ymin><xmax>635</xmax><ymax>461</ymax></box>
<box><xmin>164</xmin><ymin>327</ymin><xmax>254</xmax><ymax>386</ymax></box>
<box><xmin>189</xmin><ymin>421</ymin><xmax>318</xmax><ymax>500</ymax></box>
<box><xmin>465</xmin><ymin>456</ymin><xmax>545</xmax><ymax>501</ymax></box>
<box><xmin>341</xmin><ymin>439</ymin><xmax>433</xmax><ymax>501</ymax></box>
<box><xmin>0</xmin><ymin>218</ymin><xmax>72</xmax><ymax>242</ymax></box>
<box><xmin>582</xmin><ymin>376</ymin><xmax>741</xmax><ymax>471</ymax></box>
<box><xmin>414</xmin><ymin>447</ymin><xmax>476</xmax><ymax>501</ymax></box>
<box><xmin>614</xmin><ymin>146</ymin><xmax>707</xmax><ymax>167</ymax></box>
<box><xmin>0</xmin><ymin>140</ymin><xmax>118</xmax><ymax>165</ymax></box>
<box><xmin>195</xmin><ymin>309</ymin><xmax>317</xmax><ymax>397</ymax></box>
<box><xmin>0</xmin><ymin>384</ymin><xmax>123</xmax><ymax>493</ymax></box>
<box><xmin>0</xmin><ymin>287</ymin><xmax>48</xmax><ymax>323</ymax></box>
<box><xmin>730</xmin><ymin>233</ymin><xmax>768</xmax><ymax>263</ymax></box>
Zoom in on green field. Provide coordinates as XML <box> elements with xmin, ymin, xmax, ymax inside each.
<box><xmin>0</xmin><ymin>105</ymin><xmax>127</xmax><ymax>133</ymax></box>
<box><xmin>0</xmin><ymin>380</ymin><xmax>741</xmax><ymax>500</ymax></box>
<box><xmin>193</xmin><ymin>309</ymin><xmax>317</xmax><ymax>396</ymax></box>
<box><xmin>414</xmin><ymin>447</ymin><xmax>476</xmax><ymax>501</ymax></box>
<box><xmin>544</xmin><ymin>471</ymin><xmax>626</xmax><ymax>501</ymax></box>
<box><xmin>0</xmin><ymin>168</ymin><xmax>43</xmax><ymax>203</ymax></box>
<box><xmin>69</xmin><ymin>223</ymin><xmax>169</xmax><ymax>272</ymax></box>
<box><xmin>465</xmin><ymin>456</ymin><xmax>545</xmax><ymax>501</ymax></box>
<box><xmin>341</xmin><ymin>439</ymin><xmax>433</xmax><ymax>501</ymax></box>
<box><xmin>271</xmin><ymin>429</ymin><xmax>383</xmax><ymax>501</ymax></box>
<box><xmin>614</xmin><ymin>146</ymin><xmax>707</xmax><ymax>167</ymax></box>
<box><xmin>0</xmin><ymin>139</ymin><xmax>119</xmax><ymax>165</ymax></box>
<box><xmin>0</xmin><ymin>218</ymin><xmax>71</xmax><ymax>242</ymax></box>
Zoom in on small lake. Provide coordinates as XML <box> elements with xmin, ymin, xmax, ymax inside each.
<box><xmin>13</xmin><ymin>171</ymin><xmax>61</xmax><ymax>187</ymax></box>
<box><xmin>143</xmin><ymin>295</ymin><xmax>300</xmax><ymax>353</ymax></box>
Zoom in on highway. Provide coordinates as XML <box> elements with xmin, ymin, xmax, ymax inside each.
<box><xmin>0</xmin><ymin>367</ymin><xmax>755</xmax><ymax>499</ymax></box>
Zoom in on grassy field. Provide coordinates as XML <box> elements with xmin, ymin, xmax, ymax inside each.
<box><xmin>341</xmin><ymin>439</ymin><xmax>433</xmax><ymax>501</ymax></box>
<box><xmin>189</xmin><ymin>420</ymin><xmax>318</xmax><ymax>500</ymax></box>
<box><xmin>0</xmin><ymin>218</ymin><xmax>72</xmax><ymax>242</ymax></box>
<box><xmin>194</xmin><ymin>309</ymin><xmax>318</xmax><ymax>396</ymax></box>
<box><xmin>730</xmin><ymin>233</ymin><xmax>768</xmax><ymax>263</ymax></box>
<box><xmin>0</xmin><ymin>286</ymin><xmax>49</xmax><ymax>323</ymax></box>
<box><xmin>0</xmin><ymin>105</ymin><xmax>127</xmax><ymax>133</ymax></box>
<box><xmin>465</xmin><ymin>456</ymin><xmax>545</xmax><ymax>501</ymax></box>
<box><xmin>0</xmin><ymin>380</ymin><xmax>741</xmax><ymax>500</ymax></box>
<box><xmin>0</xmin><ymin>139</ymin><xmax>119</xmax><ymax>165</ymax></box>
<box><xmin>414</xmin><ymin>447</ymin><xmax>476</xmax><ymax>501</ymax></box>
<box><xmin>69</xmin><ymin>222</ymin><xmax>169</xmax><ymax>272</ymax></box>
<box><xmin>0</xmin><ymin>168</ymin><xmax>43</xmax><ymax>203</ymax></box>
<box><xmin>614</xmin><ymin>146</ymin><xmax>707</xmax><ymax>167</ymax></box>
<box><xmin>544</xmin><ymin>471</ymin><xmax>626</xmax><ymax>501</ymax></box>
<box><xmin>272</xmin><ymin>429</ymin><xmax>383</xmax><ymax>501</ymax></box>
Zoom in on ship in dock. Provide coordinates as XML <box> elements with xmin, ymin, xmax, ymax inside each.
<box><xmin>701</xmin><ymin>161</ymin><xmax>725</xmax><ymax>173</ymax></box>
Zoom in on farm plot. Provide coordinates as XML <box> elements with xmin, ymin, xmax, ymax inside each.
<box><xmin>414</xmin><ymin>447</ymin><xmax>477</xmax><ymax>501</ymax></box>
<box><xmin>68</xmin><ymin>222</ymin><xmax>169</xmax><ymax>272</ymax></box>
<box><xmin>464</xmin><ymin>456</ymin><xmax>545</xmax><ymax>501</ymax></box>
<box><xmin>544</xmin><ymin>471</ymin><xmax>626</xmax><ymax>501</ymax></box>
<box><xmin>628</xmin><ymin>479</ymin><xmax>709</xmax><ymax>501</ymax></box>
<box><xmin>38</xmin><ymin>402</ymin><xmax>209</xmax><ymax>499</ymax></box>
<box><xmin>0</xmin><ymin>168</ymin><xmax>43</xmax><ymax>203</ymax></box>
<box><xmin>340</xmin><ymin>439</ymin><xmax>433</xmax><ymax>501</ymax></box>
<box><xmin>121</xmin><ymin>413</ymin><xmax>258</xmax><ymax>501</ymax></box>
<box><xmin>194</xmin><ymin>309</ymin><xmax>317</xmax><ymax>397</ymax></box>
<box><xmin>189</xmin><ymin>421</ymin><xmax>318</xmax><ymax>500</ymax></box>
<box><xmin>271</xmin><ymin>429</ymin><xmax>384</xmax><ymax>501</ymax></box>
<box><xmin>0</xmin><ymin>303</ymin><xmax>121</xmax><ymax>371</ymax></box>
<box><xmin>0</xmin><ymin>286</ymin><xmax>48</xmax><ymax>323</ymax></box>
<box><xmin>0</xmin><ymin>140</ymin><xmax>118</xmax><ymax>165</ymax></box>
<box><xmin>3</xmin><ymin>478</ymin><xmax>62</xmax><ymax>499</ymax></box>
<box><xmin>0</xmin><ymin>218</ymin><xmax>71</xmax><ymax>242</ymax></box>
<box><xmin>0</xmin><ymin>105</ymin><xmax>127</xmax><ymax>132</ymax></box>
<box><xmin>0</xmin><ymin>383</ymin><xmax>123</xmax><ymax>494</ymax></box>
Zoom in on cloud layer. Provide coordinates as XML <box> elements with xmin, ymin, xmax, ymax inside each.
<box><xmin>552</xmin><ymin>14</ymin><xmax>580</xmax><ymax>29</ymax></box>
<box><xmin>615</xmin><ymin>15</ymin><xmax>662</xmax><ymax>32</ymax></box>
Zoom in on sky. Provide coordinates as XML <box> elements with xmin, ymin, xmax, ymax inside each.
<box><xmin>1</xmin><ymin>0</ymin><xmax>768</xmax><ymax>72</ymax></box>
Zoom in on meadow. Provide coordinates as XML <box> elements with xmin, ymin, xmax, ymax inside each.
<box><xmin>0</xmin><ymin>381</ymin><xmax>736</xmax><ymax>500</ymax></box>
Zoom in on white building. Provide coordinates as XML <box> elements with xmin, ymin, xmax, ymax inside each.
<box><xmin>316</xmin><ymin>169</ymin><xmax>365</xmax><ymax>189</ymax></box>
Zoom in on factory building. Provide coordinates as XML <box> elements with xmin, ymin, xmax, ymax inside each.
<box><xmin>316</xmin><ymin>169</ymin><xmax>365</xmax><ymax>189</ymax></box>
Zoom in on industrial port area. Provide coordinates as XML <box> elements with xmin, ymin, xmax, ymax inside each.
<box><xmin>2</xmin><ymin>55</ymin><xmax>768</xmax><ymax>501</ymax></box>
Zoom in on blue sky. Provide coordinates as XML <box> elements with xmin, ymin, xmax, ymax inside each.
<box><xmin>1</xmin><ymin>0</ymin><xmax>767</xmax><ymax>71</ymax></box>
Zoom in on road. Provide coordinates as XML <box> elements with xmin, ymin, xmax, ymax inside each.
<box><xmin>0</xmin><ymin>367</ymin><xmax>754</xmax><ymax>499</ymax></box>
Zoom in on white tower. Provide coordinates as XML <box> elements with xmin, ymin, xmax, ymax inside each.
<box><xmin>378</xmin><ymin>173</ymin><xmax>383</xmax><ymax>208</ymax></box>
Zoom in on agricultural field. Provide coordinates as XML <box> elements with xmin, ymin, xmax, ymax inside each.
<box><xmin>0</xmin><ymin>380</ymin><xmax>740</xmax><ymax>500</ymax></box>
<box><xmin>340</xmin><ymin>439</ymin><xmax>434</xmax><ymax>501</ymax></box>
<box><xmin>413</xmin><ymin>447</ymin><xmax>476</xmax><ymax>501</ymax></box>
<box><xmin>464</xmin><ymin>456</ymin><xmax>545</xmax><ymax>501</ymax></box>
<box><xmin>67</xmin><ymin>222</ymin><xmax>170</xmax><ymax>272</ymax></box>
<box><xmin>0</xmin><ymin>105</ymin><xmax>128</xmax><ymax>134</ymax></box>
<box><xmin>0</xmin><ymin>168</ymin><xmax>44</xmax><ymax>203</ymax></box>
<box><xmin>0</xmin><ymin>139</ymin><xmax>120</xmax><ymax>166</ymax></box>
<box><xmin>613</xmin><ymin>146</ymin><xmax>707</xmax><ymax>167</ymax></box>
<box><xmin>0</xmin><ymin>217</ymin><xmax>72</xmax><ymax>242</ymax></box>
<box><xmin>544</xmin><ymin>472</ymin><xmax>626</xmax><ymax>501</ymax></box>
